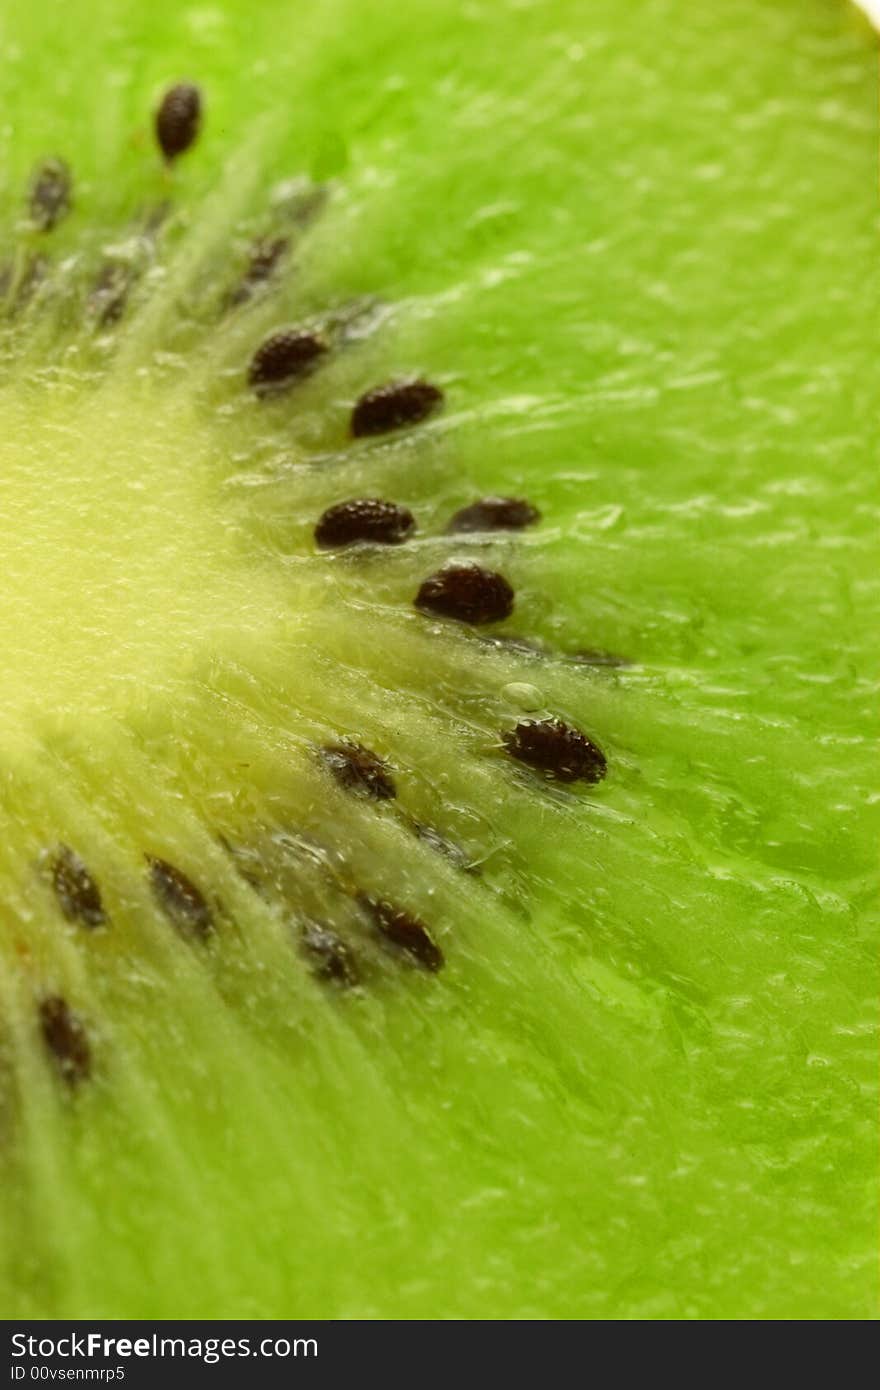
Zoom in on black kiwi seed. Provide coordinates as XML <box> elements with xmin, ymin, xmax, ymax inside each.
<box><xmin>39</xmin><ymin>996</ymin><xmax>91</xmax><ymax>1085</ymax></box>
<box><xmin>12</xmin><ymin>254</ymin><xmax>49</xmax><ymax>313</ymax></box>
<box><xmin>314</xmin><ymin>498</ymin><xmax>415</xmax><ymax>550</ymax></box>
<box><xmin>351</xmin><ymin>379</ymin><xmax>443</xmax><ymax>437</ymax></box>
<box><xmin>502</xmin><ymin>717</ymin><xmax>607</xmax><ymax>785</ymax></box>
<box><xmin>478</xmin><ymin>633</ymin><xmax>630</xmax><ymax>668</ymax></box>
<box><xmin>300</xmin><ymin>923</ymin><xmax>360</xmax><ymax>987</ymax></box>
<box><xmin>446</xmin><ymin>496</ymin><xmax>540</xmax><ymax>534</ymax></box>
<box><xmin>155</xmin><ymin>82</ymin><xmax>202</xmax><ymax>162</ymax></box>
<box><xmin>50</xmin><ymin>844</ymin><xmax>107</xmax><ymax>929</ymax></box>
<box><xmin>412</xmin><ymin>821</ymin><xmax>479</xmax><ymax>874</ymax></box>
<box><xmin>571</xmin><ymin>648</ymin><xmax>630</xmax><ymax>668</ymax></box>
<box><xmin>320</xmin><ymin>741</ymin><xmax>397</xmax><ymax>800</ymax></box>
<box><xmin>479</xmin><ymin>633</ymin><xmax>546</xmax><ymax>658</ymax></box>
<box><xmin>243</xmin><ymin>235</ymin><xmax>289</xmax><ymax>283</ymax></box>
<box><xmin>28</xmin><ymin>158</ymin><xmax>72</xmax><ymax>232</ymax></box>
<box><xmin>146</xmin><ymin>856</ymin><xmax>214</xmax><ymax>940</ymax></box>
<box><xmin>142</xmin><ymin>201</ymin><xmax>172</xmax><ymax>237</ymax></box>
<box><xmin>227</xmin><ymin>236</ymin><xmax>289</xmax><ymax>308</ymax></box>
<box><xmin>415</xmin><ymin>561</ymin><xmax>514</xmax><ymax>625</ymax></box>
<box><xmin>359</xmin><ymin>895</ymin><xmax>444</xmax><ymax>972</ymax></box>
<box><xmin>271</xmin><ymin>181</ymin><xmax>329</xmax><ymax>230</ymax></box>
<box><xmin>88</xmin><ymin>262</ymin><xmax>132</xmax><ymax>327</ymax></box>
<box><xmin>248</xmin><ymin>329</ymin><xmax>328</xmax><ymax>396</ymax></box>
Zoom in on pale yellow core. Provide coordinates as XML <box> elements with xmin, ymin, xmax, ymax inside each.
<box><xmin>0</xmin><ymin>379</ymin><xmax>288</xmax><ymax>752</ymax></box>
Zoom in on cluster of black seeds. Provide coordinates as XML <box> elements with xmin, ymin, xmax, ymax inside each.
<box><xmin>313</xmin><ymin>495</ymin><xmax>547</xmax><ymax>552</ymax></box>
<box><xmin>46</xmin><ymin>843</ymin><xmax>217</xmax><ymax>945</ymax></box>
<box><xmin>19</xmin><ymin>78</ymin><xmax>626</xmax><ymax>1078</ymax></box>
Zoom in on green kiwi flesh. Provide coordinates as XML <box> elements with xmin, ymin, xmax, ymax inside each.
<box><xmin>0</xmin><ymin>0</ymin><xmax>876</xmax><ymax>1319</ymax></box>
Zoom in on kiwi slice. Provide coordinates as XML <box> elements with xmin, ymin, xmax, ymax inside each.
<box><xmin>0</xmin><ymin>0</ymin><xmax>875</xmax><ymax>1320</ymax></box>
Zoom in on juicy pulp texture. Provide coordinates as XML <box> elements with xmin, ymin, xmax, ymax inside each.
<box><xmin>0</xmin><ymin>383</ymin><xmax>282</xmax><ymax>747</ymax></box>
<box><xmin>0</xmin><ymin>0</ymin><xmax>877</xmax><ymax>1319</ymax></box>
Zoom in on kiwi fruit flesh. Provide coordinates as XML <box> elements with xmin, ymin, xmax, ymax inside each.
<box><xmin>0</xmin><ymin>0</ymin><xmax>876</xmax><ymax>1319</ymax></box>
